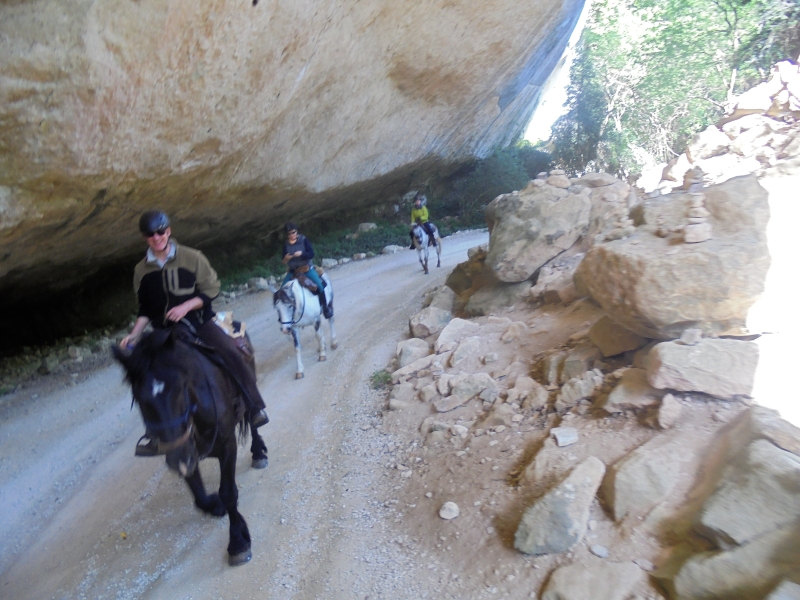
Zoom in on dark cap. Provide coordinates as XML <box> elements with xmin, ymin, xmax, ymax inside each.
<box><xmin>139</xmin><ymin>210</ymin><xmax>170</xmax><ymax>235</ymax></box>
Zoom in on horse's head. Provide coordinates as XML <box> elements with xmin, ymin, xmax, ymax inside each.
<box><xmin>412</xmin><ymin>223</ymin><xmax>426</xmax><ymax>247</ymax></box>
<box><xmin>113</xmin><ymin>329</ymin><xmax>198</xmax><ymax>476</ymax></box>
<box><xmin>272</xmin><ymin>283</ymin><xmax>297</xmax><ymax>335</ymax></box>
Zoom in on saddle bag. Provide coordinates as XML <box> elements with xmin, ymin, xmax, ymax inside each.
<box><xmin>296</xmin><ymin>273</ymin><xmax>318</xmax><ymax>293</ymax></box>
<box><xmin>214</xmin><ymin>312</ymin><xmax>254</xmax><ymax>361</ymax></box>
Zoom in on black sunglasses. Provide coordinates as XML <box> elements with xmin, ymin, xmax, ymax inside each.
<box><xmin>146</xmin><ymin>228</ymin><xmax>168</xmax><ymax>238</ymax></box>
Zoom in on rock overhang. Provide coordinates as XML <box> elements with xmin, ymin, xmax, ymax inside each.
<box><xmin>0</xmin><ymin>0</ymin><xmax>586</xmax><ymax>302</ymax></box>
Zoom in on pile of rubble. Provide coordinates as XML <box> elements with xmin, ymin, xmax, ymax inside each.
<box><xmin>378</xmin><ymin>62</ymin><xmax>800</xmax><ymax>599</ymax></box>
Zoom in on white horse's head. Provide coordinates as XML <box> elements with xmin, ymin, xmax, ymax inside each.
<box><xmin>272</xmin><ymin>282</ymin><xmax>297</xmax><ymax>335</ymax></box>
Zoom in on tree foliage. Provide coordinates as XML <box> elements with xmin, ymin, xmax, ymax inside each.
<box><xmin>550</xmin><ymin>0</ymin><xmax>800</xmax><ymax>176</ymax></box>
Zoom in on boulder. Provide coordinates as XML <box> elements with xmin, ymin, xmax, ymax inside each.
<box><xmin>382</xmin><ymin>245</ymin><xmax>405</xmax><ymax>255</ymax></box>
<box><xmin>463</xmin><ymin>281</ymin><xmax>530</xmax><ymax>316</ymax></box>
<box><xmin>434</xmin><ymin>372</ymin><xmax>496</xmax><ymax>413</ymax></box>
<box><xmin>449</xmin><ymin>336</ymin><xmax>482</xmax><ymax>367</ymax></box>
<box><xmin>434</xmin><ymin>317</ymin><xmax>480</xmax><ymax>352</ymax></box>
<box><xmin>541</xmin><ymin>558</ymin><xmax>644</xmax><ymax>600</ymax></box>
<box><xmin>646</xmin><ymin>338</ymin><xmax>758</xmax><ymax>400</ymax></box>
<box><xmin>667</xmin><ymin>522</ymin><xmax>800</xmax><ymax>600</ymax></box>
<box><xmin>514</xmin><ymin>456</ymin><xmax>605</xmax><ymax>555</ymax></box>
<box><xmin>485</xmin><ymin>185</ymin><xmax>592</xmax><ymax>282</ymax></box>
<box><xmin>686</xmin><ymin>125</ymin><xmax>732</xmax><ymax>162</ymax></box>
<box><xmin>529</xmin><ymin>253</ymin><xmax>584</xmax><ymax>303</ymax></box>
<box><xmin>575</xmin><ymin>176</ymin><xmax>770</xmax><ymax>339</ymax></box>
<box><xmin>424</xmin><ymin>285</ymin><xmax>457</xmax><ymax>312</ymax></box>
<box><xmin>409</xmin><ymin>307</ymin><xmax>452</xmax><ymax>338</ymax></box>
<box><xmin>357</xmin><ymin>222</ymin><xmax>378</xmax><ymax>232</ymax></box>
<box><xmin>396</xmin><ymin>338</ymin><xmax>430</xmax><ymax>368</ymax></box>
<box><xmin>656</xmin><ymin>393</ymin><xmax>683</xmax><ymax>430</ymax></box>
<box><xmin>695</xmin><ymin>439</ymin><xmax>800</xmax><ymax>548</ymax></box>
<box><xmin>601</xmin><ymin>368</ymin><xmax>663</xmax><ymax>414</ymax></box>
<box><xmin>766</xmin><ymin>581</ymin><xmax>800</xmax><ymax>600</ymax></box>
<box><xmin>739</xmin><ymin>406</ymin><xmax>800</xmax><ymax>457</ymax></box>
<box><xmin>561</xmin><ymin>345</ymin><xmax>602</xmax><ymax>382</ymax></box>
<box><xmin>480</xmin><ymin>402</ymin><xmax>517</xmax><ymax>428</ymax></box>
<box><xmin>603</xmin><ymin>434</ymin><xmax>691</xmax><ymax>522</ymax></box>
<box><xmin>589</xmin><ymin>316</ymin><xmax>648</xmax><ymax>357</ymax></box>
<box><xmin>555</xmin><ymin>370</ymin><xmax>603</xmax><ymax>412</ymax></box>
<box><xmin>388</xmin><ymin>382</ymin><xmax>415</xmax><ymax>410</ymax></box>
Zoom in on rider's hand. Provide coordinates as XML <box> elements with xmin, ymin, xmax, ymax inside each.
<box><xmin>293</xmin><ymin>250</ymin><xmax>302</xmax><ymax>257</ymax></box>
<box><xmin>166</xmin><ymin>303</ymin><xmax>191</xmax><ymax>322</ymax></box>
<box><xmin>283</xmin><ymin>253</ymin><xmax>292</xmax><ymax>261</ymax></box>
<box><xmin>119</xmin><ymin>334</ymin><xmax>137</xmax><ymax>349</ymax></box>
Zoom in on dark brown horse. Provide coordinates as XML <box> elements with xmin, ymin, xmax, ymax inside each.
<box><xmin>113</xmin><ymin>326</ymin><xmax>266</xmax><ymax>566</ymax></box>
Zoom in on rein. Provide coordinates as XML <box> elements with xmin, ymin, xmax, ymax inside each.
<box><xmin>278</xmin><ymin>281</ymin><xmax>306</xmax><ymax>327</ymax></box>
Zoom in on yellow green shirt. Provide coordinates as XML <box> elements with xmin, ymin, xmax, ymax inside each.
<box><xmin>411</xmin><ymin>206</ymin><xmax>429</xmax><ymax>224</ymax></box>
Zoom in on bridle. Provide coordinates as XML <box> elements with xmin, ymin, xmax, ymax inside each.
<box><xmin>276</xmin><ymin>281</ymin><xmax>306</xmax><ymax>328</ymax></box>
<box><xmin>134</xmin><ymin>344</ymin><xmax>219</xmax><ymax>459</ymax></box>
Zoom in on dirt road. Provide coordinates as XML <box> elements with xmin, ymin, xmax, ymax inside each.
<box><xmin>0</xmin><ymin>231</ymin><xmax>488</xmax><ymax>600</ymax></box>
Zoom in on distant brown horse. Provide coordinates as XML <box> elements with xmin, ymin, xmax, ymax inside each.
<box><xmin>113</xmin><ymin>326</ymin><xmax>266</xmax><ymax>566</ymax></box>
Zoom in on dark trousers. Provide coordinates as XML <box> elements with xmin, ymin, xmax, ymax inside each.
<box><xmin>196</xmin><ymin>320</ymin><xmax>266</xmax><ymax>414</ymax></box>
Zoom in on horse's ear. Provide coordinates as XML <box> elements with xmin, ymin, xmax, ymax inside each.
<box><xmin>111</xmin><ymin>344</ymin><xmax>132</xmax><ymax>373</ymax></box>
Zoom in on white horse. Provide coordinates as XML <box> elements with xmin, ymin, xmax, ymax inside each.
<box><xmin>411</xmin><ymin>222</ymin><xmax>442</xmax><ymax>274</ymax></box>
<box><xmin>270</xmin><ymin>273</ymin><xmax>337</xmax><ymax>379</ymax></box>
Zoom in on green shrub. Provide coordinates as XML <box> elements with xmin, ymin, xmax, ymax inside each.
<box><xmin>370</xmin><ymin>369</ymin><xmax>393</xmax><ymax>389</ymax></box>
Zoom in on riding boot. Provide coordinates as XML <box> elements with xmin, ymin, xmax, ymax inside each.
<box><xmin>317</xmin><ymin>289</ymin><xmax>333</xmax><ymax>319</ymax></box>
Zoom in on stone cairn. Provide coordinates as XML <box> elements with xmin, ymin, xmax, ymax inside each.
<box><xmin>683</xmin><ymin>168</ymin><xmax>713</xmax><ymax>243</ymax></box>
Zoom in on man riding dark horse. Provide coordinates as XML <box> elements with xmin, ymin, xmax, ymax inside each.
<box><xmin>409</xmin><ymin>193</ymin><xmax>437</xmax><ymax>249</ymax></box>
<box><xmin>280</xmin><ymin>221</ymin><xmax>332</xmax><ymax>319</ymax></box>
<box><xmin>120</xmin><ymin>210</ymin><xmax>269</xmax><ymax>453</ymax></box>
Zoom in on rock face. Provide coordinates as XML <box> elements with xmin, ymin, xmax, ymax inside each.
<box><xmin>575</xmin><ymin>175</ymin><xmax>770</xmax><ymax>339</ymax></box>
<box><xmin>0</xmin><ymin>0</ymin><xmax>585</xmax><ymax>304</ymax></box>
<box><xmin>485</xmin><ymin>180</ymin><xmax>592</xmax><ymax>282</ymax></box>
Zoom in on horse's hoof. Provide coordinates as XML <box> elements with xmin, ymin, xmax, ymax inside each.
<box><xmin>319</xmin><ymin>355</ymin><xmax>327</xmax><ymax>362</ymax></box>
<box><xmin>251</xmin><ymin>457</ymin><xmax>269</xmax><ymax>469</ymax></box>
<box><xmin>331</xmin><ymin>341</ymin><xmax>338</xmax><ymax>350</ymax></box>
<box><xmin>295</xmin><ymin>372</ymin><xmax>304</xmax><ymax>379</ymax></box>
<box><xmin>229</xmin><ymin>549</ymin><xmax>252</xmax><ymax>566</ymax></box>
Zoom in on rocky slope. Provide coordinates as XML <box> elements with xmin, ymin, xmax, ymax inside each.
<box><xmin>379</xmin><ymin>62</ymin><xmax>800</xmax><ymax>598</ymax></box>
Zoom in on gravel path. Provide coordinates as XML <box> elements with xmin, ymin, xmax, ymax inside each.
<box><xmin>0</xmin><ymin>231</ymin><xmax>488</xmax><ymax>600</ymax></box>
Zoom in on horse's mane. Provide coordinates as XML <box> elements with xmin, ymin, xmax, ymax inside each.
<box><xmin>114</xmin><ymin>327</ymin><xmax>250</xmax><ymax>444</ymax></box>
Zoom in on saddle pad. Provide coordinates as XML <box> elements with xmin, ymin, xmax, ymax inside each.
<box><xmin>214</xmin><ymin>311</ymin><xmax>247</xmax><ymax>338</ymax></box>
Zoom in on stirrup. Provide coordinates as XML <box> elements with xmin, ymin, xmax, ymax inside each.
<box><xmin>250</xmin><ymin>408</ymin><xmax>269</xmax><ymax>429</ymax></box>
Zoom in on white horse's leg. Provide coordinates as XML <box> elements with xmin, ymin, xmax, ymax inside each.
<box><xmin>314</xmin><ymin>318</ymin><xmax>327</xmax><ymax>361</ymax></box>
<box><xmin>328</xmin><ymin>316</ymin><xmax>338</xmax><ymax>349</ymax></box>
<box><xmin>291</xmin><ymin>329</ymin><xmax>304</xmax><ymax>379</ymax></box>
<box><xmin>436</xmin><ymin>238</ymin><xmax>442</xmax><ymax>267</ymax></box>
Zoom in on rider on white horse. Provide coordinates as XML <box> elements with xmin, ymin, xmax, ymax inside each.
<box><xmin>281</xmin><ymin>222</ymin><xmax>332</xmax><ymax>319</ymax></box>
<box><xmin>409</xmin><ymin>193</ymin><xmax>437</xmax><ymax>249</ymax></box>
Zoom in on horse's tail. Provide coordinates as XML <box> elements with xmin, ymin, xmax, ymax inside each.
<box><xmin>237</xmin><ymin>418</ymin><xmax>251</xmax><ymax>446</ymax></box>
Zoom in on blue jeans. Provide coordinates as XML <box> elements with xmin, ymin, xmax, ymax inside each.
<box><xmin>282</xmin><ymin>266</ymin><xmax>323</xmax><ymax>289</ymax></box>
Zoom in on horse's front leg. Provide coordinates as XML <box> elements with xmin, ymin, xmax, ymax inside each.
<box><xmin>250</xmin><ymin>429</ymin><xmax>269</xmax><ymax>469</ymax></box>
<box><xmin>291</xmin><ymin>328</ymin><xmax>304</xmax><ymax>379</ymax></box>
<box><xmin>185</xmin><ymin>468</ymin><xmax>226</xmax><ymax>517</ymax></box>
<box><xmin>218</xmin><ymin>441</ymin><xmax>251</xmax><ymax>566</ymax></box>
<box><xmin>314</xmin><ymin>318</ymin><xmax>327</xmax><ymax>362</ymax></box>
<box><xmin>436</xmin><ymin>239</ymin><xmax>442</xmax><ymax>267</ymax></box>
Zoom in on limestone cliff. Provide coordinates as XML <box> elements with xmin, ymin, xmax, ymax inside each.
<box><xmin>0</xmin><ymin>0</ymin><xmax>584</xmax><ymax>303</ymax></box>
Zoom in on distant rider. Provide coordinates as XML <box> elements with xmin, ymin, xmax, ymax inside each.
<box><xmin>120</xmin><ymin>210</ymin><xmax>269</xmax><ymax>436</ymax></box>
<box><xmin>280</xmin><ymin>222</ymin><xmax>332</xmax><ymax>318</ymax></box>
<box><xmin>409</xmin><ymin>193</ymin><xmax>436</xmax><ymax>249</ymax></box>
